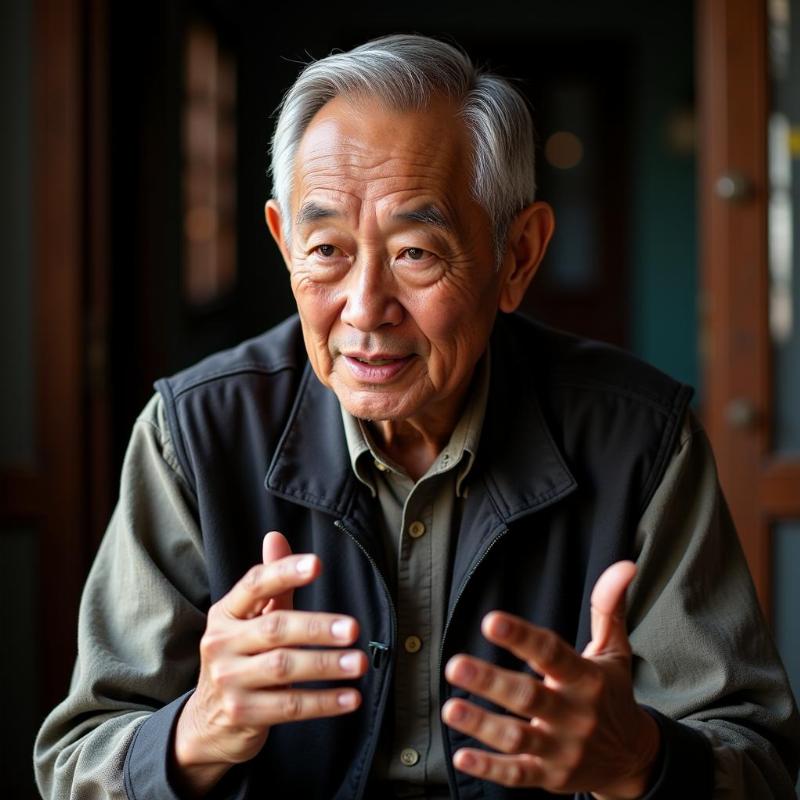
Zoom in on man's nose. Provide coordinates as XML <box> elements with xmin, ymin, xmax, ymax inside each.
<box><xmin>340</xmin><ymin>253</ymin><xmax>403</xmax><ymax>331</ymax></box>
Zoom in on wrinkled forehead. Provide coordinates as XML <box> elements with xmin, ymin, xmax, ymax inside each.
<box><xmin>290</xmin><ymin>94</ymin><xmax>475</xmax><ymax>215</ymax></box>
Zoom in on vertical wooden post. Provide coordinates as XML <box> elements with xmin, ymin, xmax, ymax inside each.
<box><xmin>34</xmin><ymin>0</ymin><xmax>87</xmax><ymax>708</ymax></box>
<box><xmin>696</xmin><ymin>0</ymin><xmax>772</xmax><ymax>614</ymax></box>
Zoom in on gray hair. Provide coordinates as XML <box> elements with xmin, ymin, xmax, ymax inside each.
<box><xmin>269</xmin><ymin>34</ymin><xmax>537</xmax><ymax>265</ymax></box>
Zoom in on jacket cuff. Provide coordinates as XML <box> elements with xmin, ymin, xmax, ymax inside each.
<box><xmin>637</xmin><ymin>706</ymin><xmax>714</xmax><ymax>799</ymax></box>
<box><xmin>123</xmin><ymin>690</ymin><xmax>251</xmax><ymax>799</ymax></box>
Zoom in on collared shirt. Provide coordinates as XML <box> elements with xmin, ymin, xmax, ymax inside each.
<box><xmin>340</xmin><ymin>355</ymin><xmax>490</xmax><ymax>796</ymax></box>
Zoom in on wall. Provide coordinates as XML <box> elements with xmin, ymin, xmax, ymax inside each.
<box><xmin>0</xmin><ymin>3</ymin><xmax>700</xmax><ymax>796</ymax></box>
<box><xmin>0</xmin><ymin>0</ymin><xmax>40</xmax><ymax>796</ymax></box>
<box><xmin>236</xmin><ymin>0</ymin><xmax>700</xmax><ymax>393</ymax></box>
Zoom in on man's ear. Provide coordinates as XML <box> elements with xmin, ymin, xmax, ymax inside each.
<box><xmin>265</xmin><ymin>199</ymin><xmax>292</xmax><ymax>270</ymax></box>
<box><xmin>498</xmin><ymin>201</ymin><xmax>555</xmax><ymax>313</ymax></box>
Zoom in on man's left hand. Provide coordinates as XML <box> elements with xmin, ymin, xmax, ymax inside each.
<box><xmin>441</xmin><ymin>561</ymin><xmax>660</xmax><ymax>799</ymax></box>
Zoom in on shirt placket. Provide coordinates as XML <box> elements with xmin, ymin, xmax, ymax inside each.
<box><xmin>391</xmin><ymin>478</ymin><xmax>435</xmax><ymax>786</ymax></box>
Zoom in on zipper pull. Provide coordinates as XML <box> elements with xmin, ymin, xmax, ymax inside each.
<box><xmin>368</xmin><ymin>641</ymin><xmax>389</xmax><ymax>669</ymax></box>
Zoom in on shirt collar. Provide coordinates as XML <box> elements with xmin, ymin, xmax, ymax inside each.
<box><xmin>339</xmin><ymin>352</ymin><xmax>491</xmax><ymax>498</ymax></box>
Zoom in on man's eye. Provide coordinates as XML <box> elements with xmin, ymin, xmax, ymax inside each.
<box><xmin>315</xmin><ymin>244</ymin><xmax>338</xmax><ymax>257</ymax></box>
<box><xmin>403</xmin><ymin>247</ymin><xmax>428</xmax><ymax>261</ymax></box>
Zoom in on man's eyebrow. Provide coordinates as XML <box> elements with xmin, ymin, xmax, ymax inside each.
<box><xmin>296</xmin><ymin>201</ymin><xmax>453</xmax><ymax>231</ymax></box>
<box><xmin>295</xmin><ymin>202</ymin><xmax>342</xmax><ymax>226</ymax></box>
<box><xmin>393</xmin><ymin>204</ymin><xmax>453</xmax><ymax>232</ymax></box>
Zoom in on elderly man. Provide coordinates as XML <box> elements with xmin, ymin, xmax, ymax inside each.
<box><xmin>36</xmin><ymin>34</ymin><xmax>798</xmax><ymax>799</ymax></box>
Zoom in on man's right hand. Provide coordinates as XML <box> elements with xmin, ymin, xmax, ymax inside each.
<box><xmin>172</xmin><ymin>531</ymin><xmax>367</xmax><ymax>795</ymax></box>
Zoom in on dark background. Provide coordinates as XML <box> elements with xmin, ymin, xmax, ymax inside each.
<box><xmin>1</xmin><ymin>1</ymin><xmax>697</xmax><ymax>795</ymax></box>
<box><xmin>105</xmin><ymin>2</ymin><xmax>696</xmax><ymax>480</ymax></box>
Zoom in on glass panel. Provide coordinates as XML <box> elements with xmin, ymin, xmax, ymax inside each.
<box><xmin>773</xmin><ymin>522</ymin><xmax>800</xmax><ymax>794</ymax></box>
<box><xmin>0</xmin><ymin>0</ymin><xmax>34</xmax><ymax>467</ymax></box>
<box><xmin>0</xmin><ymin>527</ymin><xmax>40</xmax><ymax>795</ymax></box>
<box><xmin>540</xmin><ymin>83</ymin><xmax>599</xmax><ymax>290</ymax></box>
<box><xmin>768</xmin><ymin>0</ymin><xmax>800</xmax><ymax>454</ymax></box>
<box><xmin>182</xmin><ymin>19</ymin><xmax>238</xmax><ymax>308</ymax></box>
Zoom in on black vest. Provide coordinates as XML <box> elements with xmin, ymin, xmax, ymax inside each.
<box><xmin>153</xmin><ymin>312</ymin><xmax>693</xmax><ymax>799</ymax></box>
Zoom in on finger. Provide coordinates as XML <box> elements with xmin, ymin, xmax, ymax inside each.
<box><xmin>222</xmin><ymin>687</ymin><xmax>362</xmax><ymax>728</ymax></box>
<box><xmin>443</xmin><ymin>655</ymin><xmax>565</xmax><ymax>722</ymax></box>
<box><xmin>452</xmin><ymin>749</ymin><xmax>545</xmax><ymax>788</ymax></box>
<box><xmin>222</xmin><ymin>554</ymin><xmax>321</xmax><ymax>619</ymax></box>
<box><xmin>230</xmin><ymin>648</ymin><xmax>368</xmax><ymax>688</ymax></box>
<box><xmin>441</xmin><ymin>698</ymin><xmax>557</xmax><ymax>757</ymax></box>
<box><xmin>481</xmin><ymin>612</ymin><xmax>587</xmax><ymax>684</ymax></box>
<box><xmin>262</xmin><ymin>531</ymin><xmax>295</xmax><ymax>614</ymax></box>
<box><xmin>584</xmin><ymin>560</ymin><xmax>636</xmax><ymax>657</ymax></box>
<box><xmin>230</xmin><ymin>610</ymin><xmax>359</xmax><ymax>655</ymax></box>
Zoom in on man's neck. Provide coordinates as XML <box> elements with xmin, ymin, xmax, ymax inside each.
<box><xmin>367</xmin><ymin>417</ymin><xmax>450</xmax><ymax>481</ymax></box>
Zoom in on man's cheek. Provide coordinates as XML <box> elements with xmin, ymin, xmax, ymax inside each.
<box><xmin>297</xmin><ymin>315</ymin><xmax>335</xmax><ymax>375</ymax></box>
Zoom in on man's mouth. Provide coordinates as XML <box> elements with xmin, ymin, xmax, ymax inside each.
<box><xmin>353</xmin><ymin>357</ymin><xmax>399</xmax><ymax>366</ymax></box>
<box><xmin>342</xmin><ymin>353</ymin><xmax>414</xmax><ymax>382</ymax></box>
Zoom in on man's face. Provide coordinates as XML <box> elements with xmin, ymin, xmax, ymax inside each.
<box><xmin>268</xmin><ymin>94</ymin><xmax>526</xmax><ymax>427</ymax></box>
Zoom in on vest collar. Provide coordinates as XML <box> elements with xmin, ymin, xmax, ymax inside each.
<box><xmin>264</xmin><ymin>364</ymin><xmax>357</xmax><ymax>517</ymax></box>
<box><xmin>476</xmin><ymin>315</ymin><xmax>578</xmax><ymax>521</ymax></box>
<box><xmin>264</xmin><ymin>317</ymin><xmax>577</xmax><ymax>522</ymax></box>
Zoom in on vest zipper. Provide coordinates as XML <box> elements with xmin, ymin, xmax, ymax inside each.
<box><xmin>368</xmin><ymin>640</ymin><xmax>390</xmax><ymax>668</ymax></box>
<box><xmin>334</xmin><ymin>518</ymin><xmax>397</xmax><ymax>800</ymax></box>
<box><xmin>437</xmin><ymin>525</ymin><xmax>511</xmax><ymax>796</ymax></box>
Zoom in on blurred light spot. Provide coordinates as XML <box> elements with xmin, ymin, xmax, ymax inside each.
<box><xmin>768</xmin><ymin>112</ymin><xmax>793</xmax><ymax>344</ymax></box>
<box><xmin>789</xmin><ymin>127</ymin><xmax>800</xmax><ymax>157</ymax></box>
<box><xmin>545</xmin><ymin>131</ymin><xmax>584</xmax><ymax>170</ymax></box>
<box><xmin>665</xmin><ymin>107</ymin><xmax>696</xmax><ymax>156</ymax></box>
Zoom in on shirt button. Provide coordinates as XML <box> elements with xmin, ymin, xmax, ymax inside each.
<box><xmin>404</xmin><ymin>635</ymin><xmax>422</xmax><ymax>653</ymax></box>
<box><xmin>408</xmin><ymin>520</ymin><xmax>426</xmax><ymax>538</ymax></box>
<box><xmin>400</xmin><ymin>747</ymin><xmax>420</xmax><ymax>766</ymax></box>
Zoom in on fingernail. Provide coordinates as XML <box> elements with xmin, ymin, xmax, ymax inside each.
<box><xmin>447</xmin><ymin>702</ymin><xmax>467</xmax><ymax>722</ymax></box>
<box><xmin>458</xmin><ymin>751</ymin><xmax>476</xmax><ymax>769</ymax></box>
<box><xmin>296</xmin><ymin>556</ymin><xmax>315</xmax><ymax>575</ymax></box>
<box><xmin>331</xmin><ymin>619</ymin><xmax>352</xmax><ymax>640</ymax></box>
<box><xmin>458</xmin><ymin>661</ymin><xmax>476</xmax><ymax>681</ymax></box>
<box><xmin>445</xmin><ymin>657</ymin><xmax>473</xmax><ymax>683</ymax></box>
<box><xmin>337</xmin><ymin>690</ymin><xmax>357</xmax><ymax>708</ymax></box>
<box><xmin>339</xmin><ymin>652</ymin><xmax>361</xmax><ymax>674</ymax></box>
<box><xmin>493</xmin><ymin>617</ymin><xmax>511</xmax><ymax>637</ymax></box>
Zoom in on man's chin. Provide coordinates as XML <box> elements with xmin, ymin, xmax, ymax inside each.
<box><xmin>344</xmin><ymin>405</ymin><xmax>408</xmax><ymax>424</ymax></box>
<box><xmin>335</xmin><ymin>390</ymin><xmax>416</xmax><ymax>423</ymax></box>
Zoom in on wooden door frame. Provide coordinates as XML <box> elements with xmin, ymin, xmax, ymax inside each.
<box><xmin>33</xmin><ymin>0</ymin><xmax>87</xmax><ymax>712</ymax></box>
<box><xmin>697</xmin><ymin>0</ymin><xmax>800</xmax><ymax>618</ymax></box>
<box><xmin>33</xmin><ymin>0</ymin><xmax>112</xmax><ymax>711</ymax></box>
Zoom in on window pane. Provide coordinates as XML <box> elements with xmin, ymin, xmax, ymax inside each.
<box><xmin>773</xmin><ymin>522</ymin><xmax>800</xmax><ymax>715</ymax></box>
<box><xmin>768</xmin><ymin>0</ymin><xmax>800</xmax><ymax>454</ymax></box>
<box><xmin>0</xmin><ymin>0</ymin><xmax>34</xmax><ymax>467</ymax></box>
<box><xmin>0</xmin><ymin>527</ymin><xmax>40</xmax><ymax>795</ymax></box>
<box><xmin>772</xmin><ymin>521</ymin><xmax>800</xmax><ymax>795</ymax></box>
<box><xmin>182</xmin><ymin>20</ymin><xmax>238</xmax><ymax>308</ymax></box>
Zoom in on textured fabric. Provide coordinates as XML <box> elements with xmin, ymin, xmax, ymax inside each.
<box><xmin>340</xmin><ymin>354</ymin><xmax>489</xmax><ymax>794</ymax></box>
<box><xmin>34</xmin><ymin>394</ymin><xmax>208</xmax><ymax>800</ymax></box>
<box><xmin>34</xmin><ymin>313</ymin><xmax>800</xmax><ymax>799</ymax></box>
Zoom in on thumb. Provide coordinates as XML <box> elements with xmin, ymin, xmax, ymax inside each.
<box><xmin>583</xmin><ymin>560</ymin><xmax>637</xmax><ymax>657</ymax></box>
<box><xmin>262</xmin><ymin>529</ymin><xmax>292</xmax><ymax>563</ymax></box>
<box><xmin>262</xmin><ymin>530</ymin><xmax>294</xmax><ymax>612</ymax></box>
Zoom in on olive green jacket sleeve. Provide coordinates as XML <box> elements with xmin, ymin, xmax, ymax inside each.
<box><xmin>34</xmin><ymin>395</ymin><xmax>209</xmax><ymax>799</ymax></box>
<box><xmin>628</xmin><ymin>412</ymin><xmax>799</xmax><ymax>798</ymax></box>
